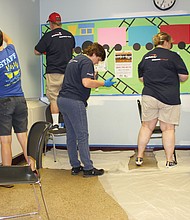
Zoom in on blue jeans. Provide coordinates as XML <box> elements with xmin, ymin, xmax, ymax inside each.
<box><xmin>57</xmin><ymin>97</ymin><xmax>93</xmax><ymax>170</ymax></box>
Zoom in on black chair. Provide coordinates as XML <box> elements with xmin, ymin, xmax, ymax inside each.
<box><xmin>137</xmin><ymin>99</ymin><xmax>177</xmax><ymax>163</ymax></box>
<box><xmin>0</xmin><ymin>121</ymin><xmax>52</xmax><ymax>220</ymax></box>
<box><xmin>44</xmin><ymin>105</ymin><xmax>66</xmax><ymax>162</ymax></box>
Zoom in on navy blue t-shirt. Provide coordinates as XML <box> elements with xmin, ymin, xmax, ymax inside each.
<box><xmin>35</xmin><ymin>28</ymin><xmax>75</xmax><ymax>74</ymax></box>
<box><xmin>59</xmin><ymin>54</ymin><xmax>94</xmax><ymax>106</ymax></box>
<box><xmin>138</xmin><ymin>47</ymin><xmax>188</xmax><ymax>105</ymax></box>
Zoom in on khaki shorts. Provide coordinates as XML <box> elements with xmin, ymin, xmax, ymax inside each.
<box><xmin>46</xmin><ymin>73</ymin><xmax>64</xmax><ymax>103</ymax></box>
<box><xmin>142</xmin><ymin>95</ymin><xmax>180</xmax><ymax>125</ymax></box>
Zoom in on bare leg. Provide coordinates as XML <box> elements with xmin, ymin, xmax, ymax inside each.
<box><xmin>160</xmin><ymin>121</ymin><xmax>175</xmax><ymax>162</ymax></box>
<box><xmin>137</xmin><ymin>119</ymin><xmax>158</xmax><ymax>158</ymax></box>
<box><xmin>0</xmin><ymin>135</ymin><xmax>12</xmax><ymax>166</ymax></box>
<box><xmin>50</xmin><ymin>101</ymin><xmax>59</xmax><ymax>125</ymax></box>
<box><xmin>50</xmin><ymin>100</ymin><xmax>59</xmax><ymax>114</ymax></box>
<box><xmin>46</xmin><ymin>73</ymin><xmax>64</xmax><ymax>125</ymax></box>
<box><xmin>16</xmin><ymin>132</ymin><xmax>35</xmax><ymax>170</ymax></box>
<box><xmin>16</xmin><ymin>132</ymin><xmax>27</xmax><ymax>161</ymax></box>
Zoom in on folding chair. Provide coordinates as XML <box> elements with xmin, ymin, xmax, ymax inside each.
<box><xmin>0</xmin><ymin>121</ymin><xmax>52</xmax><ymax>219</ymax></box>
<box><xmin>44</xmin><ymin>105</ymin><xmax>66</xmax><ymax>162</ymax></box>
<box><xmin>137</xmin><ymin>99</ymin><xmax>177</xmax><ymax>163</ymax></box>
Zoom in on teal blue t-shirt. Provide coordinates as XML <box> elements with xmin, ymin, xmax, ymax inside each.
<box><xmin>0</xmin><ymin>44</ymin><xmax>24</xmax><ymax>97</ymax></box>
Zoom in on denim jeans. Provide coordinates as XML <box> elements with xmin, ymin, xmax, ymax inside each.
<box><xmin>57</xmin><ymin>97</ymin><xmax>93</xmax><ymax>170</ymax></box>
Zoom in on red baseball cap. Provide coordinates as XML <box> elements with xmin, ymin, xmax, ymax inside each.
<box><xmin>47</xmin><ymin>12</ymin><xmax>61</xmax><ymax>23</ymax></box>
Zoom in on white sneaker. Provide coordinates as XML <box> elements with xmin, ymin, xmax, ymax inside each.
<box><xmin>166</xmin><ymin>161</ymin><xmax>177</xmax><ymax>168</ymax></box>
<box><xmin>51</xmin><ymin>124</ymin><xmax>59</xmax><ymax>130</ymax></box>
<box><xmin>135</xmin><ymin>157</ymin><xmax>143</xmax><ymax>166</ymax></box>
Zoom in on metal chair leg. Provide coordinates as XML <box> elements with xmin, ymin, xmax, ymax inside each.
<box><xmin>39</xmin><ymin>182</ymin><xmax>50</xmax><ymax>220</ymax></box>
<box><xmin>51</xmin><ymin>134</ymin><xmax>56</xmax><ymax>162</ymax></box>
<box><xmin>44</xmin><ymin>144</ymin><xmax>47</xmax><ymax>156</ymax></box>
<box><xmin>0</xmin><ymin>185</ymin><xmax>41</xmax><ymax>220</ymax></box>
<box><xmin>173</xmin><ymin>149</ymin><xmax>177</xmax><ymax>164</ymax></box>
<box><xmin>32</xmin><ymin>184</ymin><xmax>41</xmax><ymax>213</ymax></box>
<box><xmin>44</xmin><ymin>134</ymin><xmax>49</xmax><ymax>156</ymax></box>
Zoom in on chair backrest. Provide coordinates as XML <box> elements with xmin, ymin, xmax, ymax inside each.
<box><xmin>45</xmin><ymin>104</ymin><xmax>64</xmax><ymax>124</ymax></box>
<box><xmin>137</xmin><ymin>99</ymin><xmax>142</xmax><ymax>122</ymax></box>
<box><xmin>27</xmin><ymin>121</ymin><xmax>51</xmax><ymax>169</ymax></box>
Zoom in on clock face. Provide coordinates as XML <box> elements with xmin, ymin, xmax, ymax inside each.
<box><xmin>153</xmin><ymin>0</ymin><xmax>176</xmax><ymax>10</ymax></box>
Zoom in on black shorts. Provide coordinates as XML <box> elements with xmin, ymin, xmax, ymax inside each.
<box><xmin>0</xmin><ymin>96</ymin><xmax>28</xmax><ymax>136</ymax></box>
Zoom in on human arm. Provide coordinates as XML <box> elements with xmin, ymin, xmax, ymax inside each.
<box><xmin>34</xmin><ymin>36</ymin><xmax>47</xmax><ymax>55</ymax></box>
<box><xmin>174</xmin><ymin>53</ymin><xmax>188</xmax><ymax>82</ymax></box>
<box><xmin>3</xmin><ymin>32</ymin><xmax>13</xmax><ymax>45</ymax></box>
<box><xmin>82</xmin><ymin>77</ymin><xmax>116</xmax><ymax>88</ymax></box>
<box><xmin>34</xmin><ymin>49</ymin><xmax>42</xmax><ymax>55</ymax></box>
<box><xmin>82</xmin><ymin>78</ymin><xmax>104</xmax><ymax>88</ymax></box>
<box><xmin>138</xmin><ymin>58</ymin><xmax>145</xmax><ymax>83</ymax></box>
<box><xmin>178</xmin><ymin>74</ymin><xmax>188</xmax><ymax>82</ymax></box>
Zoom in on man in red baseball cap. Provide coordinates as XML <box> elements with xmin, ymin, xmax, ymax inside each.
<box><xmin>35</xmin><ymin>12</ymin><xmax>75</xmax><ymax>128</ymax></box>
<box><xmin>47</xmin><ymin>12</ymin><xmax>61</xmax><ymax>23</ymax></box>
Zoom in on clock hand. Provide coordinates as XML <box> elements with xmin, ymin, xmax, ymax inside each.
<box><xmin>160</xmin><ymin>0</ymin><xmax>165</xmax><ymax>7</ymax></box>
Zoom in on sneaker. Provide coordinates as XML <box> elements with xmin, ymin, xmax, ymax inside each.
<box><xmin>0</xmin><ymin>185</ymin><xmax>14</xmax><ymax>188</ymax></box>
<box><xmin>135</xmin><ymin>157</ymin><xmax>143</xmax><ymax>166</ymax></box>
<box><xmin>83</xmin><ymin>168</ymin><xmax>104</xmax><ymax>177</ymax></box>
<box><xmin>166</xmin><ymin>161</ymin><xmax>177</xmax><ymax>168</ymax></box>
<box><xmin>71</xmin><ymin>166</ymin><xmax>83</xmax><ymax>175</ymax></box>
<box><xmin>49</xmin><ymin>125</ymin><xmax>66</xmax><ymax>135</ymax></box>
<box><xmin>50</xmin><ymin>124</ymin><xmax>59</xmax><ymax>131</ymax></box>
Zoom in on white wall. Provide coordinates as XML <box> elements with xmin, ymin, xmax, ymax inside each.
<box><xmin>40</xmin><ymin>0</ymin><xmax>190</xmax><ymax>23</ymax></box>
<box><xmin>88</xmin><ymin>94</ymin><xmax>190</xmax><ymax>147</ymax></box>
<box><xmin>0</xmin><ymin>0</ymin><xmax>41</xmax><ymax>98</ymax></box>
<box><xmin>53</xmin><ymin>94</ymin><xmax>190</xmax><ymax>148</ymax></box>
<box><xmin>0</xmin><ymin>0</ymin><xmax>44</xmax><ymax>163</ymax></box>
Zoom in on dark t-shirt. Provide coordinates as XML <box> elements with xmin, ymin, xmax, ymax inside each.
<box><xmin>59</xmin><ymin>54</ymin><xmax>94</xmax><ymax>106</ymax></box>
<box><xmin>138</xmin><ymin>47</ymin><xmax>188</xmax><ymax>105</ymax></box>
<box><xmin>35</xmin><ymin>28</ymin><xmax>75</xmax><ymax>74</ymax></box>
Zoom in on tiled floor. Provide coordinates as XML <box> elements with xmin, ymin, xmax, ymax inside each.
<box><xmin>43</xmin><ymin>149</ymin><xmax>190</xmax><ymax>220</ymax></box>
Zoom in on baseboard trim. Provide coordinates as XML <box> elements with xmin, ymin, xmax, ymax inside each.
<box><xmin>3</xmin><ymin>144</ymin><xmax>190</xmax><ymax>165</ymax></box>
<box><xmin>46</xmin><ymin>144</ymin><xmax>190</xmax><ymax>151</ymax></box>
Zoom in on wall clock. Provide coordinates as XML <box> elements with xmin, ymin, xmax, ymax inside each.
<box><xmin>153</xmin><ymin>0</ymin><xmax>176</xmax><ymax>10</ymax></box>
